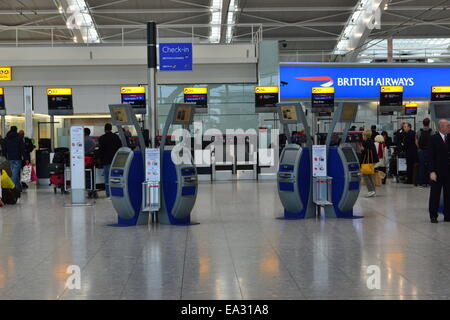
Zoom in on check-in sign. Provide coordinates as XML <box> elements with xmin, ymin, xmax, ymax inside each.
<box><xmin>159</xmin><ymin>43</ymin><xmax>193</xmax><ymax>71</ymax></box>
<box><xmin>0</xmin><ymin>67</ymin><xmax>11</xmax><ymax>81</ymax></box>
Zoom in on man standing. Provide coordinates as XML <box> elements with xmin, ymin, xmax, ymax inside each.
<box><xmin>3</xmin><ymin>126</ymin><xmax>25</xmax><ymax>192</ymax></box>
<box><xmin>416</xmin><ymin>118</ymin><xmax>433</xmax><ymax>188</ymax></box>
<box><xmin>98</xmin><ymin>123</ymin><xmax>122</xmax><ymax>198</ymax></box>
<box><xmin>401</xmin><ymin>122</ymin><xmax>418</xmax><ymax>185</ymax></box>
<box><xmin>428</xmin><ymin>119</ymin><xmax>450</xmax><ymax>223</ymax></box>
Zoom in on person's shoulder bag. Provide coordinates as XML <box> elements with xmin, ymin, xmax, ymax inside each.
<box><xmin>361</xmin><ymin>148</ymin><xmax>375</xmax><ymax>175</ymax></box>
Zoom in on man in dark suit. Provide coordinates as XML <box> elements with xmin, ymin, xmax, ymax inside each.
<box><xmin>428</xmin><ymin>119</ymin><xmax>450</xmax><ymax>223</ymax></box>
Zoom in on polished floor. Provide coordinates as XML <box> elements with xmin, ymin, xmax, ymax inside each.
<box><xmin>0</xmin><ymin>179</ymin><xmax>449</xmax><ymax>300</ymax></box>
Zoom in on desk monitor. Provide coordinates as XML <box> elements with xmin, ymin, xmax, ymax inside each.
<box><xmin>173</xmin><ymin>104</ymin><xmax>195</xmax><ymax>125</ymax></box>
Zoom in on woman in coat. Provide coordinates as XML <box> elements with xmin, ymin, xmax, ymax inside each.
<box><xmin>374</xmin><ymin>134</ymin><xmax>389</xmax><ymax>185</ymax></box>
<box><xmin>360</xmin><ymin>130</ymin><xmax>379</xmax><ymax>197</ymax></box>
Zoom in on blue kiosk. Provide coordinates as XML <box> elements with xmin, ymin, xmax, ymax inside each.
<box><xmin>276</xmin><ymin>103</ymin><xmax>316</xmax><ymax>219</ymax></box>
<box><xmin>322</xmin><ymin>103</ymin><xmax>362</xmax><ymax>218</ymax></box>
<box><xmin>108</xmin><ymin>104</ymin><xmax>148</xmax><ymax>226</ymax></box>
<box><xmin>158</xmin><ymin>103</ymin><xmax>198</xmax><ymax>225</ymax></box>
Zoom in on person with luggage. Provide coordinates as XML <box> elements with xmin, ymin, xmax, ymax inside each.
<box><xmin>374</xmin><ymin>135</ymin><xmax>388</xmax><ymax>185</ymax></box>
<box><xmin>416</xmin><ymin>118</ymin><xmax>434</xmax><ymax>188</ymax></box>
<box><xmin>359</xmin><ymin>130</ymin><xmax>379</xmax><ymax>197</ymax></box>
<box><xmin>18</xmin><ymin>130</ymin><xmax>35</xmax><ymax>189</ymax></box>
<box><xmin>98</xmin><ymin>123</ymin><xmax>122</xmax><ymax>198</ymax></box>
<box><xmin>428</xmin><ymin>119</ymin><xmax>450</xmax><ymax>223</ymax></box>
<box><xmin>3</xmin><ymin>126</ymin><xmax>25</xmax><ymax>192</ymax></box>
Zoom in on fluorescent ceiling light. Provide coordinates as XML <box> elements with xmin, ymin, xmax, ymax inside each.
<box><xmin>65</xmin><ymin>0</ymin><xmax>100</xmax><ymax>43</ymax></box>
<box><xmin>209</xmin><ymin>0</ymin><xmax>222</xmax><ymax>43</ymax></box>
<box><xmin>226</xmin><ymin>0</ymin><xmax>238</xmax><ymax>43</ymax></box>
<box><xmin>360</xmin><ymin>38</ymin><xmax>450</xmax><ymax>57</ymax></box>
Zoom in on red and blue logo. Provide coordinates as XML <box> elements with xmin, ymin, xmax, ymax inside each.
<box><xmin>295</xmin><ymin>76</ymin><xmax>334</xmax><ymax>87</ymax></box>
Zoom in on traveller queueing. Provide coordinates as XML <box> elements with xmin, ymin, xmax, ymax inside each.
<box><xmin>374</xmin><ymin>134</ymin><xmax>388</xmax><ymax>185</ymax></box>
<box><xmin>416</xmin><ymin>118</ymin><xmax>434</xmax><ymax>188</ymax></box>
<box><xmin>3</xmin><ymin>126</ymin><xmax>25</xmax><ymax>192</ymax></box>
<box><xmin>400</xmin><ymin>122</ymin><xmax>418</xmax><ymax>185</ymax></box>
<box><xmin>428</xmin><ymin>119</ymin><xmax>450</xmax><ymax>223</ymax></box>
<box><xmin>359</xmin><ymin>130</ymin><xmax>379</xmax><ymax>197</ymax></box>
<box><xmin>98</xmin><ymin>123</ymin><xmax>122</xmax><ymax>198</ymax></box>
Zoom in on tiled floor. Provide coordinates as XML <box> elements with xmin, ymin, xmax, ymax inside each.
<box><xmin>0</xmin><ymin>179</ymin><xmax>449</xmax><ymax>300</ymax></box>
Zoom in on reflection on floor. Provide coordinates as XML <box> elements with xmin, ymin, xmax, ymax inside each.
<box><xmin>0</xmin><ymin>180</ymin><xmax>449</xmax><ymax>300</ymax></box>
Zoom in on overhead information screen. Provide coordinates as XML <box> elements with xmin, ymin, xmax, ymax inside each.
<box><xmin>405</xmin><ymin>103</ymin><xmax>418</xmax><ymax>115</ymax></box>
<box><xmin>255</xmin><ymin>86</ymin><xmax>279</xmax><ymax>112</ymax></box>
<box><xmin>434</xmin><ymin>103</ymin><xmax>450</xmax><ymax>119</ymax></box>
<box><xmin>311</xmin><ymin>87</ymin><xmax>334</xmax><ymax>112</ymax></box>
<box><xmin>0</xmin><ymin>88</ymin><xmax>5</xmax><ymax>113</ymax></box>
<box><xmin>121</xmin><ymin>87</ymin><xmax>146</xmax><ymax>111</ymax></box>
<box><xmin>184</xmin><ymin>88</ymin><xmax>207</xmax><ymax>113</ymax></box>
<box><xmin>47</xmin><ymin>88</ymin><xmax>73</xmax><ymax>115</ymax></box>
<box><xmin>342</xmin><ymin>148</ymin><xmax>358</xmax><ymax>163</ymax></box>
<box><xmin>380</xmin><ymin>86</ymin><xmax>403</xmax><ymax>106</ymax></box>
<box><xmin>431</xmin><ymin>86</ymin><xmax>450</xmax><ymax>101</ymax></box>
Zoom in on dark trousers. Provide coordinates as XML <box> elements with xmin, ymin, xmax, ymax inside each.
<box><xmin>406</xmin><ymin>157</ymin><xmax>417</xmax><ymax>184</ymax></box>
<box><xmin>418</xmin><ymin>149</ymin><xmax>430</xmax><ymax>185</ymax></box>
<box><xmin>429</xmin><ymin>177</ymin><xmax>450</xmax><ymax>221</ymax></box>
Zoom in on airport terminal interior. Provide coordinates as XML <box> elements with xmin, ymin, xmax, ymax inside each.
<box><xmin>1</xmin><ymin>0</ymin><xmax>450</xmax><ymax>302</ymax></box>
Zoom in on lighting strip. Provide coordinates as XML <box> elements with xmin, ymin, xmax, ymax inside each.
<box><xmin>333</xmin><ymin>0</ymin><xmax>386</xmax><ymax>55</ymax></box>
<box><xmin>226</xmin><ymin>0</ymin><xmax>239</xmax><ymax>43</ymax></box>
<box><xmin>65</xmin><ymin>0</ymin><xmax>101</xmax><ymax>43</ymax></box>
<box><xmin>209</xmin><ymin>0</ymin><xmax>222</xmax><ymax>43</ymax></box>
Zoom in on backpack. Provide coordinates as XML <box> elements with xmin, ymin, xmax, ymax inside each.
<box><xmin>418</xmin><ymin>128</ymin><xmax>432</xmax><ymax>150</ymax></box>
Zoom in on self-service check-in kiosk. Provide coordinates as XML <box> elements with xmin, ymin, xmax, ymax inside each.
<box><xmin>159</xmin><ymin>103</ymin><xmax>198</xmax><ymax>225</ymax></box>
<box><xmin>323</xmin><ymin>103</ymin><xmax>361</xmax><ymax>218</ymax></box>
<box><xmin>109</xmin><ymin>104</ymin><xmax>148</xmax><ymax>226</ymax></box>
<box><xmin>277</xmin><ymin>103</ymin><xmax>315</xmax><ymax>219</ymax></box>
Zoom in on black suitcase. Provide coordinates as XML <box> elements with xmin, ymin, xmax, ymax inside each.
<box><xmin>49</xmin><ymin>163</ymin><xmax>64</xmax><ymax>175</ymax></box>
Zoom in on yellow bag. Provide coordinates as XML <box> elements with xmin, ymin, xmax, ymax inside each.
<box><xmin>361</xmin><ymin>149</ymin><xmax>375</xmax><ymax>175</ymax></box>
<box><xmin>1</xmin><ymin>170</ymin><xmax>16</xmax><ymax>189</ymax></box>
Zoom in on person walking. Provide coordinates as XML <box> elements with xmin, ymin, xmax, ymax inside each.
<box><xmin>416</xmin><ymin>118</ymin><xmax>434</xmax><ymax>188</ymax></box>
<box><xmin>360</xmin><ymin>130</ymin><xmax>379</xmax><ymax>197</ymax></box>
<box><xmin>18</xmin><ymin>130</ymin><xmax>35</xmax><ymax>189</ymax></box>
<box><xmin>3</xmin><ymin>126</ymin><xmax>25</xmax><ymax>192</ymax></box>
<box><xmin>98</xmin><ymin>123</ymin><xmax>122</xmax><ymax>198</ymax></box>
<box><xmin>428</xmin><ymin>119</ymin><xmax>450</xmax><ymax>223</ymax></box>
<box><xmin>374</xmin><ymin>134</ymin><xmax>388</xmax><ymax>185</ymax></box>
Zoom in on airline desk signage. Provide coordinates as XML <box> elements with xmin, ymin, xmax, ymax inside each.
<box><xmin>121</xmin><ymin>87</ymin><xmax>146</xmax><ymax>110</ymax></box>
<box><xmin>380</xmin><ymin>86</ymin><xmax>403</xmax><ymax>107</ymax></box>
<box><xmin>280</xmin><ymin>64</ymin><xmax>450</xmax><ymax>99</ymax></box>
<box><xmin>0</xmin><ymin>67</ymin><xmax>11</xmax><ymax>81</ymax></box>
<box><xmin>311</xmin><ymin>86</ymin><xmax>335</xmax><ymax>110</ymax></box>
<box><xmin>0</xmin><ymin>88</ymin><xmax>5</xmax><ymax>113</ymax></box>
<box><xmin>47</xmin><ymin>88</ymin><xmax>73</xmax><ymax>115</ymax></box>
<box><xmin>159</xmin><ymin>43</ymin><xmax>193</xmax><ymax>71</ymax></box>
<box><xmin>431</xmin><ymin>86</ymin><xmax>450</xmax><ymax>101</ymax></box>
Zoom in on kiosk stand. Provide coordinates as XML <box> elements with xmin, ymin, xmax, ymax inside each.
<box><xmin>158</xmin><ymin>103</ymin><xmax>198</xmax><ymax>225</ymax></box>
<box><xmin>323</xmin><ymin>103</ymin><xmax>362</xmax><ymax>219</ymax></box>
<box><xmin>109</xmin><ymin>104</ymin><xmax>148</xmax><ymax>226</ymax></box>
<box><xmin>276</xmin><ymin>103</ymin><xmax>316</xmax><ymax>219</ymax></box>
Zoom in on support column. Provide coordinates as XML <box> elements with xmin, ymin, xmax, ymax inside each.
<box><xmin>387</xmin><ymin>37</ymin><xmax>394</xmax><ymax>63</ymax></box>
<box><xmin>147</xmin><ymin>22</ymin><xmax>158</xmax><ymax>148</ymax></box>
<box><xmin>23</xmin><ymin>86</ymin><xmax>33</xmax><ymax>139</ymax></box>
<box><xmin>50</xmin><ymin>115</ymin><xmax>55</xmax><ymax>152</ymax></box>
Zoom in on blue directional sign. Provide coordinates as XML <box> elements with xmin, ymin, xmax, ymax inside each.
<box><xmin>159</xmin><ymin>43</ymin><xmax>193</xmax><ymax>71</ymax></box>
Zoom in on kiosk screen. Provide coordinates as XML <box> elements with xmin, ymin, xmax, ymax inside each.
<box><xmin>111</xmin><ymin>106</ymin><xmax>129</xmax><ymax>124</ymax></box>
<box><xmin>281</xmin><ymin>105</ymin><xmax>298</xmax><ymax>121</ymax></box>
<box><xmin>342</xmin><ymin>148</ymin><xmax>358</xmax><ymax>163</ymax></box>
<box><xmin>282</xmin><ymin>149</ymin><xmax>298</xmax><ymax>164</ymax></box>
<box><xmin>434</xmin><ymin>103</ymin><xmax>450</xmax><ymax>118</ymax></box>
<box><xmin>341</xmin><ymin>103</ymin><xmax>358</xmax><ymax>121</ymax></box>
<box><xmin>112</xmin><ymin>153</ymin><xmax>129</xmax><ymax>168</ymax></box>
<box><xmin>174</xmin><ymin>105</ymin><xmax>193</xmax><ymax>124</ymax></box>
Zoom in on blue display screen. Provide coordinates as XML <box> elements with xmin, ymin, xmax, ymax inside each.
<box><xmin>121</xmin><ymin>93</ymin><xmax>146</xmax><ymax>108</ymax></box>
<box><xmin>280</xmin><ymin>64</ymin><xmax>450</xmax><ymax>99</ymax></box>
<box><xmin>0</xmin><ymin>95</ymin><xmax>4</xmax><ymax>110</ymax></box>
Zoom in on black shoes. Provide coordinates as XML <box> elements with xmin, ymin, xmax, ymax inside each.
<box><xmin>431</xmin><ymin>218</ymin><xmax>438</xmax><ymax>224</ymax></box>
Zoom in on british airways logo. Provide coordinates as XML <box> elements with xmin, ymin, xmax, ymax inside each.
<box><xmin>296</xmin><ymin>76</ymin><xmax>415</xmax><ymax>87</ymax></box>
<box><xmin>296</xmin><ymin>76</ymin><xmax>334</xmax><ymax>87</ymax></box>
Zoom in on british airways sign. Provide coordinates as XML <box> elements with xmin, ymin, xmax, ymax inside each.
<box><xmin>280</xmin><ymin>63</ymin><xmax>450</xmax><ymax>100</ymax></box>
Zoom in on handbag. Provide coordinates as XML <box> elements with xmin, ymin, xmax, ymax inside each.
<box><xmin>30</xmin><ymin>165</ymin><xmax>38</xmax><ymax>182</ymax></box>
<box><xmin>361</xmin><ymin>149</ymin><xmax>375</xmax><ymax>175</ymax></box>
<box><xmin>21</xmin><ymin>164</ymin><xmax>32</xmax><ymax>183</ymax></box>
